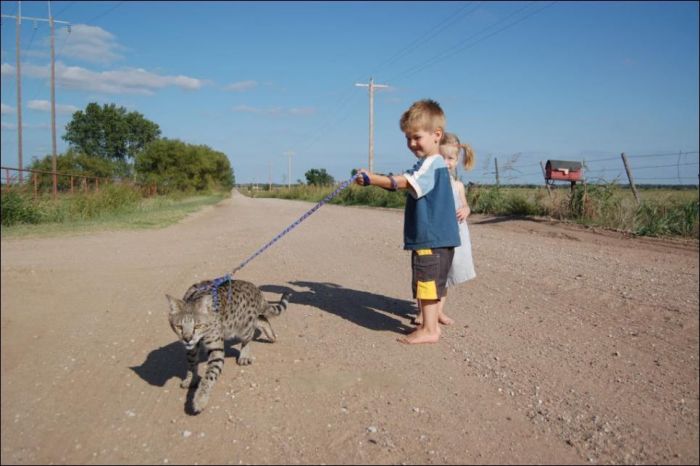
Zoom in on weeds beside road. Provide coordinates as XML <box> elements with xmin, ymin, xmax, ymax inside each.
<box><xmin>243</xmin><ymin>183</ymin><xmax>699</xmax><ymax>238</ymax></box>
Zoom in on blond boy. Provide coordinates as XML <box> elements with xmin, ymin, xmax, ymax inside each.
<box><xmin>356</xmin><ymin>99</ymin><xmax>460</xmax><ymax>344</ymax></box>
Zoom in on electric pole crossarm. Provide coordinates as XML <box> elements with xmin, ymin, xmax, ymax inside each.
<box><xmin>1</xmin><ymin>14</ymin><xmax>70</xmax><ymax>25</ymax></box>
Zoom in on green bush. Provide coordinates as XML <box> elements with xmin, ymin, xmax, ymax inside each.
<box><xmin>634</xmin><ymin>199</ymin><xmax>699</xmax><ymax>237</ymax></box>
<box><xmin>1</xmin><ymin>191</ymin><xmax>43</xmax><ymax>226</ymax></box>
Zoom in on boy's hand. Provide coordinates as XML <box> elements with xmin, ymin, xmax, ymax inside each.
<box><xmin>355</xmin><ymin>169</ymin><xmax>371</xmax><ymax>186</ymax></box>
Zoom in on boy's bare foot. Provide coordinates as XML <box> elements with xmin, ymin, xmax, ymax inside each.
<box><xmin>397</xmin><ymin>328</ymin><xmax>441</xmax><ymax>344</ymax></box>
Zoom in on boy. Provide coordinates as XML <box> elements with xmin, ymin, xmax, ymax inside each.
<box><xmin>355</xmin><ymin>99</ymin><xmax>460</xmax><ymax>344</ymax></box>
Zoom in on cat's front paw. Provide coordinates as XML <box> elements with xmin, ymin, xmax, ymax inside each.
<box><xmin>237</xmin><ymin>356</ymin><xmax>254</xmax><ymax>365</ymax></box>
<box><xmin>192</xmin><ymin>387</ymin><xmax>210</xmax><ymax>414</ymax></box>
<box><xmin>180</xmin><ymin>374</ymin><xmax>199</xmax><ymax>389</ymax></box>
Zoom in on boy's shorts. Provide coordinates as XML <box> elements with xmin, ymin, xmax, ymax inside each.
<box><xmin>411</xmin><ymin>247</ymin><xmax>454</xmax><ymax>300</ymax></box>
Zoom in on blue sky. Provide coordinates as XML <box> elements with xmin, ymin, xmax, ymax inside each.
<box><xmin>1</xmin><ymin>1</ymin><xmax>698</xmax><ymax>185</ymax></box>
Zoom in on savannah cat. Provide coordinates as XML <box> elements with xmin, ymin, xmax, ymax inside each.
<box><xmin>166</xmin><ymin>279</ymin><xmax>291</xmax><ymax>414</ymax></box>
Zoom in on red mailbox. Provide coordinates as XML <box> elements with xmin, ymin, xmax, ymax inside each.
<box><xmin>545</xmin><ymin>160</ymin><xmax>583</xmax><ymax>182</ymax></box>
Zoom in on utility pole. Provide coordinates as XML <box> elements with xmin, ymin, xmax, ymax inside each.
<box><xmin>355</xmin><ymin>77</ymin><xmax>388</xmax><ymax>173</ymax></box>
<box><xmin>284</xmin><ymin>151</ymin><xmax>295</xmax><ymax>189</ymax></box>
<box><xmin>2</xmin><ymin>2</ymin><xmax>70</xmax><ymax>197</ymax></box>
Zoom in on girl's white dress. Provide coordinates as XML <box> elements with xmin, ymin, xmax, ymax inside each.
<box><xmin>447</xmin><ymin>181</ymin><xmax>476</xmax><ymax>287</ymax></box>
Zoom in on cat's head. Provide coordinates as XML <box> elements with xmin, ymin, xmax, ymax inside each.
<box><xmin>165</xmin><ymin>294</ymin><xmax>214</xmax><ymax>350</ymax></box>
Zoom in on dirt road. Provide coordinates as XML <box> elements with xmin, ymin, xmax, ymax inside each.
<box><xmin>2</xmin><ymin>190</ymin><xmax>698</xmax><ymax>465</ymax></box>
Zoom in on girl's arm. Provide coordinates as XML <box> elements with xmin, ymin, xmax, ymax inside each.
<box><xmin>456</xmin><ymin>182</ymin><xmax>470</xmax><ymax>222</ymax></box>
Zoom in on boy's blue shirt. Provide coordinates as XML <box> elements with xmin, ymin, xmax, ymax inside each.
<box><xmin>402</xmin><ymin>154</ymin><xmax>461</xmax><ymax>250</ymax></box>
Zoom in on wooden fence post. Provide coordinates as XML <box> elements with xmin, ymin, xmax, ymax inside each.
<box><xmin>494</xmin><ymin>157</ymin><xmax>500</xmax><ymax>186</ymax></box>
<box><xmin>33</xmin><ymin>172</ymin><xmax>38</xmax><ymax>199</ymax></box>
<box><xmin>621</xmin><ymin>152</ymin><xmax>641</xmax><ymax>205</ymax></box>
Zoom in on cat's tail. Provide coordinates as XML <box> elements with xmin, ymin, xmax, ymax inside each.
<box><xmin>264</xmin><ymin>291</ymin><xmax>291</xmax><ymax>317</ymax></box>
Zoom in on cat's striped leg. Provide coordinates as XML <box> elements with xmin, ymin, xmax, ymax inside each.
<box><xmin>237</xmin><ymin>327</ymin><xmax>256</xmax><ymax>365</ymax></box>
<box><xmin>255</xmin><ymin>315</ymin><xmax>277</xmax><ymax>342</ymax></box>
<box><xmin>180</xmin><ymin>344</ymin><xmax>200</xmax><ymax>389</ymax></box>
<box><xmin>192</xmin><ymin>338</ymin><xmax>224</xmax><ymax>413</ymax></box>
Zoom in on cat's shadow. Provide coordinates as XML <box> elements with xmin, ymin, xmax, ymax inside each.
<box><xmin>129</xmin><ymin>342</ymin><xmax>248</xmax><ymax>387</ymax></box>
<box><xmin>261</xmin><ymin>281</ymin><xmax>417</xmax><ymax>335</ymax></box>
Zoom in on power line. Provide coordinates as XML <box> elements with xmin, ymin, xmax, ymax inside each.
<box><xmin>369</xmin><ymin>1</ymin><xmax>481</xmax><ymax>78</ymax></box>
<box><xmin>85</xmin><ymin>1</ymin><xmax>124</xmax><ymax>25</ymax></box>
<box><xmin>388</xmin><ymin>2</ymin><xmax>556</xmax><ymax>83</ymax></box>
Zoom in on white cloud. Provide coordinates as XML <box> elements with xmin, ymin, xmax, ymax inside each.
<box><xmin>1</xmin><ymin>121</ymin><xmax>16</xmax><ymax>130</ymax></box>
<box><xmin>1</xmin><ymin>63</ymin><xmax>15</xmax><ymax>76</ymax></box>
<box><xmin>225</xmin><ymin>80</ymin><xmax>258</xmax><ymax>92</ymax></box>
<box><xmin>57</xmin><ymin>24</ymin><xmax>125</xmax><ymax>65</ymax></box>
<box><xmin>288</xmin><ymin>107</ymin><xmax>315</xmax><ymax>116</ymax></box>
<box><xmin>1</xmin><ymin>103</ymin><xmax>14</xmax><ymax>114</ymax></box>
<box><xmin>3</xmin><ymin>61</ymin><xmax>203</xmax><ymax>95</ymax></box>
<box><xmin>27</xmin><ymin>100</ymin><xmax>79</xmax><ymax>114</ymax></box>
<box><xmin>232</xmin><ymin>105</ymin><xmax>316</xmax><ymax>117</ymax></box>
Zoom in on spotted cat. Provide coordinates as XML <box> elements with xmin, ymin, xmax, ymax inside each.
<box><xmin>166</xmin><ymin>279</ymin><xmax>291</xmax><ymax>414</ymax></box>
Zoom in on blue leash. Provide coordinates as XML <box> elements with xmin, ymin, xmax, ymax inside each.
<box><xmin>203</xmin><ymin>173</ymin><xmax>361</xmax><ymax>309</ymax></box>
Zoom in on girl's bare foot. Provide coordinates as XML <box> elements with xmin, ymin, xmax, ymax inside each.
<box><xmin>397</xmin><ymin>328</ymin><xmax>441</xmax><ymax>344</ymax></box>
<box><xmin>414</xmin><ymin>314</ymin><xmax>453</xmax><ymax>326</ymax></box>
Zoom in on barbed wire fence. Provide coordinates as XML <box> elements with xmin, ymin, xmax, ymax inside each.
<box><xmin>459</xmin><ymin>150</ymin><xmax>700</xmax><ymax>189</ymax></box>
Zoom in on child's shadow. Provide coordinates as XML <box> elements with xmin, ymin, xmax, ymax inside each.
<box><xmin>261</xmin><ymin>281</ymin><xmax>417</xmax><ymax>335</ymax></box>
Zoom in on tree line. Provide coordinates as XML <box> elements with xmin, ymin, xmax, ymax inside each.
<box><xmin>29</xmin><ymin>102</ymin><xmax>234</xmax><ymax>193</ymax></box>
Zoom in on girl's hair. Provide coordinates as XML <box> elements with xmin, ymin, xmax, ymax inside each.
<box><xmin>441</xmin><ymin>132</ymin><xmax>475</xmax><ymax>174</ymax></box>
<box><xmin>399</xmin><ymin>99</ymin><xmax>446</xmax><ymax>133</ymax></box>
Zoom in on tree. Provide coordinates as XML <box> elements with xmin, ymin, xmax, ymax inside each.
<box><xmin>305</xmin><ymin>168</ymin><xmax>335</xmax><ymax>186</ymax></box>
<box><xmin>63</xmin><ymin>103</ymin><xmax>161</xmax><ymax>161</ymax></box>
<box><xmin>135</xmin><ymin>138</ymin><xmax>234</xmax><ymax>193</ymax></box>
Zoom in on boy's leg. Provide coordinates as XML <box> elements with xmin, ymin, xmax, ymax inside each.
<box><xmin>436</xmin><ymin>296</ymin><xmax>454</xmax><ymax>325</ymax></box>
<box><xmin>401</xmin><ymin>247</ymin><xmax>453</xmax><ymax>343</ymax></box>
<box><xmin>414</xmin><ymin>295</ymin><xmax>454</xmax><ymax>327</ymax></box>
<box><xmin>413</xmin><ymin>299</ymin><xmax>423</xmax><ymax>325</ymax></box>
<box><xmin>399</xmin><ymin>299</ymin><xmax>441</xmax><ymax>344</ymax></box>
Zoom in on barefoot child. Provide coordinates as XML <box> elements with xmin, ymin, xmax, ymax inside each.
<box><xmin>355</xmin><ymin>99</ymin><xmax>460</xmax><ymax>345</ymax></box>
<box><xmin>414</xmin><ymin>132</ymin><xmax>477</xmax><ymax>327</ymax></box>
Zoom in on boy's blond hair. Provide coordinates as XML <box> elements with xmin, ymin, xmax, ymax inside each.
<box><xmin>399</xmin><ymin>99</ymin><xmax>446</xmax><ymax>133</ymax></box>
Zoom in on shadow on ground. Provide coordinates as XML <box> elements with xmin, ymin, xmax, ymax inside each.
<box><xmin>261</xmin><ymin>281</ymin><xmax>417</xmax><ymax>335</ymax></box>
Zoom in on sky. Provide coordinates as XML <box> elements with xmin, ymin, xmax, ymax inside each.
<box><xmin>1</xmin><ymin>1</ymin><xmax>698</xmax><ymax>186</ymax></box>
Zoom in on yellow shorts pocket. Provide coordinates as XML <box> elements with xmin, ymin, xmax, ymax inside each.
<box><xmin>416</xmin><ymin>280</ymin><xmax>438</xmax><ymax>300</ymax></box>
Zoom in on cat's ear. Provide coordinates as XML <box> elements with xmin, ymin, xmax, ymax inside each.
<box><xmin>165</xmin><ymin>294</ymin><xmax>183</xmax><ymax>315</ymax></box>
<box><xmin>196</xmin><ymin>294</ymin><xmax>213</xmax><ymax>314</ymax></box>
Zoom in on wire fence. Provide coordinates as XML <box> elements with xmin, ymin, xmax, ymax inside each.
<box><xmin>0</xmin><ymin>166</ymin><xmax>157</xmax><ymax>198</ymax></box>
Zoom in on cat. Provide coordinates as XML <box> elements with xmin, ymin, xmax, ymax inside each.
<box><xmin>166</xmin><ymin>278</ymin><xmax>291</xmax><ymax>414</ymax></box>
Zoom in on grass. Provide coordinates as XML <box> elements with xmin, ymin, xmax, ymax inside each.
<box><xmin>1</xmin><ymin>186</ymin><xmax>229</xmax><ymax>238</ymax></box>
<box><xmin>241</xmin><ymin>183</ymin><xmax>699</xmax><ymax>239</ymax></box>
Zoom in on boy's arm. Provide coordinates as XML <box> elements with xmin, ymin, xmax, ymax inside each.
<box><xmin>355</xmin><ymin>170</ymin><xmax>414</xmax><ymax>194</ymax></box>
